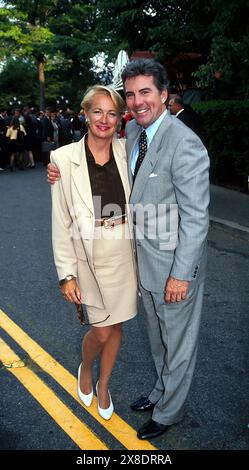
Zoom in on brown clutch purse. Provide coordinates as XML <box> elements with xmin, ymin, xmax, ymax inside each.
<box><xmin>74</xmin><ymin>303</ymin><xmax>110</xmax><ymax>326</ymax></box>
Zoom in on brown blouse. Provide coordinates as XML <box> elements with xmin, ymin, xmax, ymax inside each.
<box><xmin>85</xmin><ymin>137</ymin><xmax>126</xmax><ymax>219</ymax></box>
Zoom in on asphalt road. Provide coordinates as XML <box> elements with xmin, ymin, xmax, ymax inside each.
<box><xmin>0</xmin><ymin>164</ymin><xmax>249</xmax><ymax>453</ymax></box>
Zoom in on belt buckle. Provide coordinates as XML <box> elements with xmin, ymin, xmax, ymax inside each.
<box><xmin>103</xmin><ymin>217</ymin><xmax>115</xmax><ymax>229</ymax></box>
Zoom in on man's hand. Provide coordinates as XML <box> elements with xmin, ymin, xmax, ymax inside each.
<box><xmin>61</xmin><ymin>279</ymin><xmax>82</xmax><ymax>304</ymax></box>
<box><xmin>47</xmin><ymin>163</ymin><xmax>61</xmax><ymax>184</ymax></box>
<box><xmin>165</xmin><ymin>276</ymin><xmax>189</xmax><ymax>304</ymax></box>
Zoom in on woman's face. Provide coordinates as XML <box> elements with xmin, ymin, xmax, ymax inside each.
<box><xmin>86</xmin><ymin>94</ymin><xmax>120</xmax><ymax>140</ymax></box>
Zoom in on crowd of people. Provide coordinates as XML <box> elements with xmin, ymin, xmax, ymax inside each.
<box><xmin>0</xmin><ymin>106</ymin><xmax>88</xmax><ymax>171</ymax></box>
<box><xmin>0</xmin><ymin>95</ymin><xmax>202</xmax><ymax>173</ymax></box>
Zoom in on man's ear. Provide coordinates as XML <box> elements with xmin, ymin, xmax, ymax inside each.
<box><xmin>161</xmin><ymin>89</ymin><xmax>168</xmax><ymax>104</ymax></box>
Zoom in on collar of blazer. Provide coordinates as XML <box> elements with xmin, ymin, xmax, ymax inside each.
<box><xmin>71</xmin><ymin>134</ymin><xmax>129</xmax><ymax>215</ymax></box>
<box><xmin>128</xmin><ymin>113</ymin><xmax>172</xmax><ymax>204</ymax></box>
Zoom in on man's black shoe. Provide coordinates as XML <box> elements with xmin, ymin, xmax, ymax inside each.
<box><xmin>137</xmin><ymin>419</ymin><xmax>170</xmax><ymax>440</ymax></box>
<box><xmin>130</xmin><ymin>396</ymin><xmax>155</xmax><ymax>411</ymax></box>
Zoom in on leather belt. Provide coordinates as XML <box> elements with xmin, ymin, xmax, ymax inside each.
<box><xmin>95</xmin><ymin>215</ymin><xmax>127</xmax><ymax>229</ymax></box>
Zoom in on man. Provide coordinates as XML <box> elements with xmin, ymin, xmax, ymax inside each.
<box><xmin>121</xmin><ymin>59</ymin><xmax>209</xmax><ymax>439</ymax></box>
<box><xmin>47</xmin><ymin>59</ymin><xmax>209</xmax><ymax>440</ymax></box>
<box><xmin>168</xmin><ymin>94</ymin><xmax>203</xmax><ymax>141</ymax></box>
<box><xmin>0</xmin><ymin>108</ymin><xmax>8</xmax><ymax>170</ymax></box>
<box><xmin>41</xmin><ymin>108</ymin><xmax>55</xmax><ymax>166</ymax></box>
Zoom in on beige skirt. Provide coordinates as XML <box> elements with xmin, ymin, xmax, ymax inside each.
<box><xmin>86</xmin><ymin>223</ymin><xmax>137</xmax><ymax>327</ymax></box>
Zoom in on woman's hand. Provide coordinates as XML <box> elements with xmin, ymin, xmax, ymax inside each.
<box><xmin>47</xmin><ymin>163</ymin><xmax>61</xmax><ymax>184</ymax></box>
<box><xmin>61</xmin><ymin>279</ymin><xmax>82</xmax><ymax>304</ymax></box>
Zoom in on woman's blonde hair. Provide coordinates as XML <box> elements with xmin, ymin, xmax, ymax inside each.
<box><xmin>81</xmin><ymin>85</ymin><xmax>125</xmax><ymax>115</ymax></box>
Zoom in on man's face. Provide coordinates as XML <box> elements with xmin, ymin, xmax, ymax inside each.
<box><xmin>168</xmin><ymin>99</ymin><xmax>180</xmax><ymax>115</ymax></box>
<box><xmin>124</xmin><ymin>75</ymin><xmax>167</xmax><ymax>128</ymax></box>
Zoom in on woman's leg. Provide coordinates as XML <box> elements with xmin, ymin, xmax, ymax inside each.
<box><xmin>9</xmin><ymin>152</ymin><xmax>15</xmax><ymax>170</ymax></box>
<box><xmin>80</xmin><ymin>325</ymin><xmax>113</xmax><ymax>394</ymax></box>
<box><xmin>98</xmin><ymin>323</ymin><xmax>123</xmax><ymax>408</ymax></box>
<box><xmin>18</xmin><ymin>151</ymin><xmax>24</xmax><ymax>169</ymax></box>
<box><xmin>80</xmin><ymin>323</ymin><xmax>122</xmax><ymax>408</ymax></box>
<box><xmin>28</xmin><ymin>150</ymin><xmax>35</xmax><ymax>167</ymax></box>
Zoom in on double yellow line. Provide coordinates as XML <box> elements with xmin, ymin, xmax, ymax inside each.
<box><xmin>0</xmin><ymin>309</ymin><xmax>156</xmax><ymax>450</ymax></box>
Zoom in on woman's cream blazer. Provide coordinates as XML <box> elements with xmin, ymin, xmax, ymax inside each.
<box><xmin>51</xmin><ymin>135</ymin><xmax>136</xmax><ymax>309</ymax></box>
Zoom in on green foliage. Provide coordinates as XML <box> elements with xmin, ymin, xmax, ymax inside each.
<box><xmin>0</xmin><ymin>5</ymin><xmax>54</xmax><ymax>59</ymax></box>
<box><xmin>0</xmin><ymin>0</ymin><xmax>249</xmax><ymax>105</ymax></box>
<box><xmin>191</xmin><ymin>0</ymin><xmax>249</xmax><ymax>99</ymax></box>
<box><xmin>0</xmin><ymin>0</ymin><xmax>97</xmax><ymax>109</ymax></box>
<box><xmin>96</xmin><ymin>0</ymin><xmax>249</xmax><ymax>99</ymax></box>
<box><xmin>193</xmin><ymin>100</ymin><xmax>249</xmax><ymax>190</ymax></box>
<box><xmin>0</xmin><ymin>57</ymin><xmax>39</xmax><ymax>107</ymax></box>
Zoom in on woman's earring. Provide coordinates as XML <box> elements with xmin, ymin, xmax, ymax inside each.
<box><xmin>85</xmin><ymin>117</ymin><xmax>89</xmax><ymax>125</ymax></box>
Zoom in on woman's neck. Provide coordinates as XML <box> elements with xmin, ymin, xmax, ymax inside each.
<box><xmin>87</xmin><ymin>133</ymin><xmax>112</xmax><ymax>152</ymax></box>
<box><xmin>87</xmin><ymin>132</ymin><xmax>112</xmax><ymax>165</ymax></box>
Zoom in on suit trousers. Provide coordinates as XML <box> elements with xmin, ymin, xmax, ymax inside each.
<box><xmin>140</xmin><ymin>280</ymin><xmax>205</xmax><ymax>425</ymax></box>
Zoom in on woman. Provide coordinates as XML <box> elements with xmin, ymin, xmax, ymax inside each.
<box><xmin>6</xmin><ymin>116</ymin><xmax>26</xmax><ymax>171</ymax></box>
<box><xmin>50</xmin><ymin>85</ymin><xmax>137</xmax><ymax>420</ymax></box>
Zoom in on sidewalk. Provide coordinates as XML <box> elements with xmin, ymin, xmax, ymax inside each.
<box><xmin>210</xmin><ymin>184</ymin><xmax>249</xmax><ymax>241</ymax></box>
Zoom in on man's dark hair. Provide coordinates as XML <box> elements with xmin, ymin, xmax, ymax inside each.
<box><xmin>172</xmin><ymin>95</ymin><xmax>184</xmax><ymax>107</ymax></box>
<box><xmin>121</xmin><ymin>58</ymin><xmax>169</xmax><ymax>92</ymax></box>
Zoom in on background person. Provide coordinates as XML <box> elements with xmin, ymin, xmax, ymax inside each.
<box><xmin>41</xmin><ymin>108</ymin><xmax>54</xmax><ymax>166</ymax></box>
<box><xmin>24</xmin><ymin>114</ymin><xmax>36</xmax><ymax>168</ymax></box>
<box><xmin>6</xmin><ymin>116</ymin><xmax>26</xmax><ymax>171</ymax></box>
<box><xmin>168</xmin><ymin>94</ymin><xmax>203</xmax><ymax>141</ymax></box>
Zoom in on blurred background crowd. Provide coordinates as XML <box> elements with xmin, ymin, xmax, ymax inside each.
<box><xmin>0</xmin><ymin>106</ymin><xmax>88</xmax><ymax>171</ymax></box>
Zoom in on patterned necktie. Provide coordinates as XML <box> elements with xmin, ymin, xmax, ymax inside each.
<box><xmin>133</xmin><ymin>129</ymin><xmax>147</xmax><ymax>180</ymax></box>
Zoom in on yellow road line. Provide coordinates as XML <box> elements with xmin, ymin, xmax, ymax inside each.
<box><xmin>0</xmin><ymin>309</ymin><xmax>156</xmax><ymax>450</ymax></box>
<box><xmin>0</xmin><ymin>337</ymin><xmax>107</xmax><ymax>450</ymax></box>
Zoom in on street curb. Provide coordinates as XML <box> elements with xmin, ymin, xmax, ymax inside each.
<box><xmin>210</xmin><ymin>216</ymin><xmax>249</xmax><ymax>242</ymax></box>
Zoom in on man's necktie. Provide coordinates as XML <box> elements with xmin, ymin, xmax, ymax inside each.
<box><xmin>133</xmin><ymin>129</ymin><xmax>147</xmax><ymax>180</ymax></box>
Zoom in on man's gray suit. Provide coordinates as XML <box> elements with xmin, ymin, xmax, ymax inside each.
<box><xmin>126</xmin><ymin>113</ymin><xmax>210</xmax><ymax>425</ymax></box>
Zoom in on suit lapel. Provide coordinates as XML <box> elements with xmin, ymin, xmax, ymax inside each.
<box><xmin>130</xmin><ymin>115</ymin><xmax>172</xmax><ymax>203</ymax></box>
<box><xmin>126</xmin><ymin>122</ymin><xmax>141</xmax><ymax>186</ymax></box>
<box><xmin>71</xmin><ymin>135</ymin><xmax>94</xmax><ymax>214</ymax></box>
<box><xmin>71</xmin><ymin>136</ymin><xmax>131</xmax><ymax>213</ymax></box>
<box><xmin>112</xmin><ymin>138</ymin><xmax>131</xmax><ymax>203</ymax></box>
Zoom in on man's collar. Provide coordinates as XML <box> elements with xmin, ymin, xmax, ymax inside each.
<box><xmin>176</xmin><ymin>108</ymin><xmax>184</xmax><ymax>117</ymax></box>
<box><xmin>142</xmin><ymin>108</ymin><xmax>167</xmax><ymax>144</ymax></box>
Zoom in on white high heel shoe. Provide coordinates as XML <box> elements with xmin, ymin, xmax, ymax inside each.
<box><xmin>96</xmin><ymin>381</ymin><xmax>114</xmax><ymax>420</ymax></box>
<box><xmin>77</xmin><ymin>363</ymin><xmax>93</xmax><ymax>407</ymax></box>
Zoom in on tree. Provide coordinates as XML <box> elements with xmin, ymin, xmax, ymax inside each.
<box><xmin>191</xmin><ymin>0</ymin><xmax>249</xmax><ymax>99</ymax></box>
<box><xmin>0</xmin><ymin>1</ymin><xmax>55</xmax><ymax>109</ymax></box>
<box><xmin>48</xmin><ymin>0</ymin><xmax>99</xmax><ymax>106</ymax></box>
<box><xmin>0</xmin><ymin>0</ymin><xmax>248</xmax><ymax>104</ymax></box>
<box><xmin>96</xmin><ymin>0</ymin><xmax>160</xmax><ymax>60</ymax></box>
<box><xmin>96</xmin><ymin>0</ymin><xmax>249</xmax><ymax>98</ymax></box>
<box><xmin>0</xmin><ymin>0</ymin><xmax>99</xmax><ymax>110</ymax></box>
<box><xmin>0</xmin><ymin>57</ymin><xmax>39</xmax><ymax>108</ymax></box>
